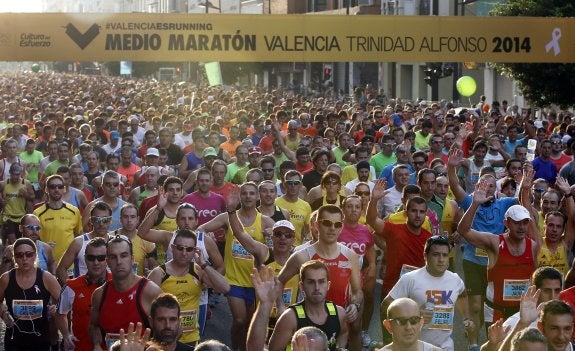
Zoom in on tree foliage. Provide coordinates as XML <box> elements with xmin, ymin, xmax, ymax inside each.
<box><xmin>490</xmin><ymin>0</ymin><xmax>575</xmax><ymax>107</ymax></box>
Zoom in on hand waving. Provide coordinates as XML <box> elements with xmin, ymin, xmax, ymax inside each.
<box><xmin>371</xmin><ymin>179</ymin><xmax>388</xmax><ymax>201</ymax></box>
<box><xmin>447</xmin><ymin>148</ymin><xmax>463</xmax><ymax>167</ymax></box>
<box><xmin>472</xmin><ymin>178</ymin><xmax>494</xmax><ymax>205</ymax></box>
<box><xmin>519</xmin><ymin>285</ymin><xmax>542</xmax><ymax>326</ymax></box>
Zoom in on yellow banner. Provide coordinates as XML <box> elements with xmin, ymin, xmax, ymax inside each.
<box><xmin>0</xmin><ymin>13</ymin><xmax>573</xmax><ymax>63</ymax></box>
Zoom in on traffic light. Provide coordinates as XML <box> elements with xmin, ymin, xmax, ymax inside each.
<box><xmin>323</xmin><ymin>64</ymin><xmax>333</xmax><ymax>83</ymax></box>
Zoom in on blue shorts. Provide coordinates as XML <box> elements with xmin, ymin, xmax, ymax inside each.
<box><xmin>227</xmin><ymin>285</ymin><xmax>256</xmax><ymax>305</ymax></box>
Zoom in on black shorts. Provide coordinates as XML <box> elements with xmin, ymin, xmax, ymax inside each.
<box><xmin>462</xmin><ymin>259</ymin><xmax>488</xmax><ymax>296</ymax></box>
<box><xmin>2</xmin><ymin>220</ymin><xmax>22</xmax><ymax>244</ymax></box>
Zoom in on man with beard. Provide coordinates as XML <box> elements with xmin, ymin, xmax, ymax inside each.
<box><xmin>149</xmin><ymin>293</ymin><xmax>194</xmax><ymax>351</ymax></box>
<box><xmin>270</xmin><ymin>260</ymin><xmax>348</xmax><ymax>351</ymax></box>
<box><xmin>257</xmin><ymin>180</ymin><xmax>289</xmax><ymax>222</ymax></box>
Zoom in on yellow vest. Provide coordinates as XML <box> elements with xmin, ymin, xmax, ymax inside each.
<box><xmin>225</xmin><ymin>212</ymin><xmax>265</xmax><ymax>287</ymax></box>
<box><xmin>538</xmin><ymin>240</ymin><xmax>569</xmax><ymax>277</ymax></box>
<box><xmin>159</xmin><ymin>264</ymin><xmax>203</xmax><ymax>344</ymax></box>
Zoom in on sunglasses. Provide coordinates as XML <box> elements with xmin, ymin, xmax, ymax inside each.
<box><xmin>86</xmin><ymin>254</ymin><xmax>107</xmax><ymax>262</ymax></box>
<box><xmin>427</xmin><ymin>235</ymin><xmax>453</xmax><ymax>247</ymax></box>
<box><xmin>48</xmin><ymin>184</ymin><xmax>65</xmax><ymax>190</ymax></box>
<box><xmin>534</xmin><ymin>188</ymin><xmax>546</xmax><ymax>193</ymax></box>
<box><xmin>25</xmin><ymin>225</ymin><xmax>41</xmax><ymax>231</ymax></box>
<box><xmin>92</xmin><ymin>216</ymin><xmax>112</xmax><ymax>224</ymax></box>
<box><xmin>324</xmin><ymin>179</ymin><xmax>339</xmax><ymax>185</ymax></box>
<box><xmin>389</xmin><ymin>316</ymin><xmax>422</xmax><ymax>326</ymax></box>
<box><xmin>285</xmin><ymin>180</ymin><xmax>302</xmax><ymax>186</ymax></box>
<box><xmin>14</xmin><ymin>251</ymin><xmax>35</xmax><ymax>259</ymax></box>
<box><xmin>319</xmin><ymin>219</ymin><xmax>343</xmax><ymax>229</ymax></box>
<box><xmin>273</xmin><ymin>231</ymin><xmax>295</xmax><ymax>239</ymax></box>
<box><xmin>355</xmin><ymin>191</ymin><xmax>370</xmax><ymax>196</ymax></box>
<box><xmin>172</xmin><ymin>244</ymin><xmax>195</xmax><ymax>253</ymax></box>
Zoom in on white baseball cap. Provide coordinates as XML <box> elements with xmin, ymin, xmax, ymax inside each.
<box><xmin>273</xmin><ymin>220</ymin><xmax>295</xmax><ymax>232</ymax></box>
<box><xmin>504</xmin><ymin>205</ymin><xmax>531</xmax><ymax>221</ymax></box>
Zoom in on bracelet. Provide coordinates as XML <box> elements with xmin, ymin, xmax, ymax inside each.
<box><xmin>200</xmin><ymin>262</ymin><xmax>209</xmax><ymax>269</ymax></box>
<box><xmin>353</xmin><ymin>302</ymin><xmax>361</xmax><ymax>310</ymax></box>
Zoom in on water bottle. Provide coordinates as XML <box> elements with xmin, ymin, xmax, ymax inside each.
<box><xmin>2</xmin><ymin>310</ymin><xmax>14</xmax><ymax>327</ymax></box>
<box><xmin>369</xmin><ymin>341</ymin><xmax>384</xmax><ymax>351</ymax></box>
<box><xmin>425</xmin><ymin>297</ymin><xmax>435</xmax><ymax>312</ymax></box>
<box><xmin>527</xmin><ymin>139</ymin><xmax>537</xmax><ymax>161</ymax></box>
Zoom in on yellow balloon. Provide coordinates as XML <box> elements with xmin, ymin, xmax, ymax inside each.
<box><xmin>456</xmin><ymin>76</ymin><xmax>477</xmax><ymax>97</ymax></box>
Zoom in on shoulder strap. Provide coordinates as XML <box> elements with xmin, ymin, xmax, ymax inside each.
<box><xmin>326</xmin><ymin>302</ymin><xmax>337</xmax><ymax>316</ymax></box>
<box><xmin>160</xmin><ymin>264</ymin><xmax>170</xmax><ymax>284</ymax></box>
<box><xmin>153</xmin><ymin>209</ymin><xmax>165</xmax><ymax>227</ymax></box>
<box><xmin>99</xmin><ymin>281</ymin><xmax>111</xmax><ymax>312</ymax></box>
<box><xmin>294</xmin><ymin>304</ymin><xmax>306</xmax><ymax>319</ymax></box>
<box><xmin>135</xmin><ymin>278</ymin><xmax>151</xmax><ymax>329</ymax></box>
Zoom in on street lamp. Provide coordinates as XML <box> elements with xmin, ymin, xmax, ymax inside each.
<box><xmin>424</xmin><ymin>63</ymin><xmax>454</xmax><ymax>102</ymax></box>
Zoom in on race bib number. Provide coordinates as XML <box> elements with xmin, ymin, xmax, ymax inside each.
<box><xmin>231</xmin><ymin>238</ymin><xmax>253</xmax><ymax>260</ymax></box>
<box><xmin>180</xmin><ymin>309</ymin><xmax>198</xmax><ymax>332</ymax></box>
<box><xmin>105</xmin><ymin>333</ymin><xmax>121</xmax><ymax>350</ymax></box>
<box><xmin>428</xmin><ymin>305</ymin><xmax>454</xmax><ymax>331</ymax></box>
<box><xmin>475</xmin><ymin>247</ymin><xmax>488</xmax><ymax>258</ymax></box>
<box><xmin>282</xmin><ymin>288</ymin><xmax>293</xmax><ymax>307</ymax></box>
<box><xmin>503</xmin><ymin>279</ymin><xmax>530</xmax><ymax>301</ymax></box>
<box><xmin>12</xmin><ymin>299</ymin><xmax>43</xmax><ymax>320</ymax></box>
<box><xmin>400</xmin><ymin>264</ymin><xmax>418</xmax><ymax>276</ymax></box>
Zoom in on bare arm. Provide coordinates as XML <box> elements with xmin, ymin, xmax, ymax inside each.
<box><xmin>272</xmin><ymin>124</ymin><xmax>295</xmax><ymax>162</ymax></box>
<box><xmin>56</xmin><ymin>238</ymin><xmax>82</xmax><ymax>284</ymax></box>
<box><xmin>277</xmin><ymin>251</ymin><xmax>305</xmax><ymax>285</ymax></box>
<box><xmin>196</xmin><ymin>212</ymin><xmax>229</xmax><ymax>233</ymax></box>
<box><xmin>366</xmin><ymin>179</ymin><xmax>387</xmax><ymax>235</ymax></box>
<box><xmin>247</xmin><ymin>266</ymin><xmax>283</xmax><ymax>351</ymax></box>
<box><xmin>44</xmin><ymin>244</ymin><xmax>56</xmax><ymax>275</ymax></box>
<box><xmin>499</xmin><ymin>286</ymin><xmax>540</xmax><ymax>351</ymax></box>
<box><xmin>204</xmin><ymin>235</ymin><xmax>225</xmax><ymax>275</ymax></box>
<box><xmin>556</xmin><ymin>177</ymin><xmax>575</xmax><ymax>249</ymax></box>
<box><xmin>89</xmin><ymin>288</ymin><xmax>105</xmax><ymax>351</ymax></box>
<box><xmin>336</xmin><ymin>306</ymin><xmax>349</xmax><ymax>348</ymax></box>
<box><xmin>344</xmin><ymin>252</ymin><xmax>364</xmax><ymax>322</ymax></box>
<box><xmin>268</xmin><ymin>310</ymin><xmax>298</xmax><ymax>351</ymax></box>
<box><xmin>457</xmin><ymin>179</ymin><xmax>499</xmax><ymax>253</ymax></box>
<box><xmin>362</xmin><ymin>245</ymin><xmax>376</xmax><ymax>282</ymax></box>
<box><xmin>447</xmin><ymin>148</ymin><xmax>468</xmax><ymax>203</ymax></box>
<box><xmin>146</xmin><ymin>266</ymin><xmax>164</xmax><ymax>287</ymax></box>
<box><xmin>136</xmin><ymin>207</ymin><xmax>172</xmax><ymax>244</ymax></box>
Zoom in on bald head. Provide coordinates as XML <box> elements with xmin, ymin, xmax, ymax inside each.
<box><xmin>387</xmin><ymin>297</ymin><xmax>420</xmax><ymax>319</ymax></box>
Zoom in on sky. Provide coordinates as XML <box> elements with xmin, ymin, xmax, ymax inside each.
<box><xmin>0</xmin><ymin>0</ymin><xmax>43</xmax><ymax>12</ymax></box>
